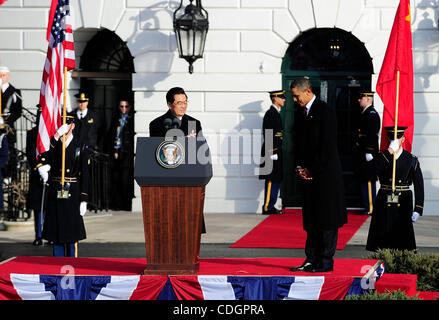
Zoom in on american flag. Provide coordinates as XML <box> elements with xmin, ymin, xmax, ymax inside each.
<box><xmin>37</xmin><ymin>0</ymin><xmax>75</xmax><ymax>155</ymax></box>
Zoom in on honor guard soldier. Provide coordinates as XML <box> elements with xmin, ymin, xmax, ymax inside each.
<box><xmin>69</xmin><ymin>92</ymin><xmax>99</xmax><ymax>150</ymax></box>
<box><xmin>366</xmin><ymin>126</ymin><xmax>424</xmax><ymax>252</ymax></box>
<box><xmin>0</xmin><ymin>130</ymin><xmax>8</xmax><ymax>211</ymax></box>
<box><xmin>26</xmin><ymin>106</ymin><xmax>45</xmax><ymax>246</ymax></box>
<box><xmin>0</xmin><ymin>66</ymin><xmax>22</xmax><ymax>179</ymax></box>
<box><xmin>259</xmin><ymin>90</ymin><xmax>285</xmax><ymax>215</ymax></box>
<box><xmin>37</xmin><ymin>116</ymin><xmax>89</xmax><ymax>257</ymax></box>
<box><xmin>354</xmin><ymin>91</ymin><xmax>381</xmax><ymax>215</ymax></box>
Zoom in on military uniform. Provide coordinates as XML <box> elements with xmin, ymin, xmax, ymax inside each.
<box><xmin>69</xmin><ymin>93</ymin><xmax>99</xmax><ymax>149</ymax></box>
<box><xmin>37</xmin><ymin>119</ymin><xmax>90</xmax><ymax>257</ymax></box>
<box><xmin>354</xmin><ymin>91</ymin><xmax>381</xmax><ymax>214</ymax></box>
<box><xmin>0</xmin><ymin>134</ymin><xmax>8</xmax><ymax>208</ymax></box>
<box><xmin>259</xmin><ymin>90</ymin><xmax>285</xmax><ymax>215</ymax></box>
<box><xmin>1</xmin><ymin>80</ymin><xmax>22</xmax><ymax>178</ymax></box>
<box><xmin>366</xmin><ymin>127</ymin><xmax>424</xmax><ymax>252</ymax></box>
<box><xmin>26</xmin><ymin>121</ymin><xmax>45</xmax><ymax>245</ymax></box>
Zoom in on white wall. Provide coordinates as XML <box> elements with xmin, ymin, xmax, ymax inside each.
<box><xmin>0</xmin><ymin>0</ymin><xmax>438</xmax><ymax>215</ymax></box>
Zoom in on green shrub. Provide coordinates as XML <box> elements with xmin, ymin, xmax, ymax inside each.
<box><xmin>345</xmin><ymin>289</ymin><xmax>421</xmax><ymax>300</ymax></box>
<box><xmin>367</xmin><ymin>249</ymin><xmax>439</xmax><ymax>292</ymax></box>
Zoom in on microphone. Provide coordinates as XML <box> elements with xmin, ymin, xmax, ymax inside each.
<box><xmin>163</xmin><ymin>118</ymin><xmax>172</xmax><ymax>129</ymax></box>
<box><xmin>171</xmin><ymin>117</ymin><xmax>181</xmax><ymax>129</ymax></box>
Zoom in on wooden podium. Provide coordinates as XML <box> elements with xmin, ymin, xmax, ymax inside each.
<box><xmin>134</xmin><ymin>137</ymin><xmax>212</xmax><ymax>275</ymax></box>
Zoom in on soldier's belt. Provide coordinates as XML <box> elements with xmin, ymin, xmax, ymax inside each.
<box><xmin>380</xmin><ymin>184</ymin><xmax>410</xmax><ymax>191</ymax></box>
<box><xmin>52</xmin><ymin>177</ymin><xmax>78</xmax><ymax>183</ymax></box>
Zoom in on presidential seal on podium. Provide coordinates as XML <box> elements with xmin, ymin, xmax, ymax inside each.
<box><xmin>156</xmin><ymin>140</ymin><xmax>184</xmax><ymax>168</ymax></box>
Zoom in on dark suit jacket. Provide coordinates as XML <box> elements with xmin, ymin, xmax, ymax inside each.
<box><xmin>149</xmin><ymin>110</ymin><xmax>203</xmax><ymax>138</ymax></box>
<box><xmin>107</xmin><ymin>111</ymin><xmax>135</xmax><ymax>167</ymax></box>
<box><xmin>295</xmin><ymin>98</ymin><xmax>347</xmax><ymax>231</ymax></box>
<box><xmin>69</xmin><ymin>108</ymin><xmax>99</xmax><ymax>149</ymax></box>
<box><xmin>259</xmin><ymin>105</ymin><xmax>283</xmax><ymax>182</ymax></box>
<box><xmin>2</xmin><ymin>84</ymin><xmax>22</xmax><ymax>144</ymax></box>
<box><xmin>149</xmin><ymin>109</ymin><xmax>206</xmax><ymax>233</ymax></box>
<box><xmin>26</xmin><ymin>126</ymin><xmax>44</xmax><ymax>211</ymax></box>
<box><xmin>354</xmin><ymin>105</ymin><xmax>380</xmax><ymax>181</ymax></box>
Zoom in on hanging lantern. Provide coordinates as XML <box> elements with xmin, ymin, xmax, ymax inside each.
<box><xmin>173</xmin><ymin>0</ymin><xmax>209</xmax><ymax>74</ymax></box>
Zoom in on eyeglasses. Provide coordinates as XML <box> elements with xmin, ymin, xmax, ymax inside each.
<box><xmin>119</xmin><ymin>105</ymin><xmax>130</xmax><ymax>108</ymax></box>
<box><xmin>173</xmin><ymin>100</ymin><xmax>188</xmax><ymax>106</ymax></box>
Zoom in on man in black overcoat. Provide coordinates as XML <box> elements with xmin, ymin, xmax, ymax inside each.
<box><xmin>289</xmin><ymin>77</ymin><xmax>347</xmax><ymax>273</ymax></box>
<box><xmin>366</xmin><ymin>126</ymin><xmax>424</xmax><ymax>252</ymax></box>
<box><xmin>353</xmin><ymin>91</ymin><xmax>381</xmax><ymax>215</ymax></box>
<box><xmin>37</xmin><ymin>117</ymin><xmax>89</xmax><ymax>257</ymax></box>
<box><xmin>259</xmin><ymin>90</ymin><xmax>285</xmax><ymax>215</ymax></box>
<box><xmin>149</xmin><ymin>87</ymin><xmax>206</xmax><ymax>233</ymax></box>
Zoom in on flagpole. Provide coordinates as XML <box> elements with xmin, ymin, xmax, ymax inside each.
<box><xmin>391</xmin><ymin>70</ymin><xmax>400</xmax><ymax>194</ymax></box>
<box><xmin>61</xmin><ymin>66</ymin><xmax>67</xmax><ymax>191</ymax></box>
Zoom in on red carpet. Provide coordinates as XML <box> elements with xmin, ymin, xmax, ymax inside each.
<box><xmin>0</xmin><ymin>256</ymin><xmax>379</xmax><ymax>277</ymax></box>
<box><xmin>230</xmin><ymin>209</ymin><xmax>370</xmax><ymax>250</ymax></box>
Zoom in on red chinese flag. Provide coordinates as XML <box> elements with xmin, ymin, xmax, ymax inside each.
<box><xmin>0</xmin><ymin>0</ymin><xmax>7</xmax><ymax>5</ymax></box>
<box><xmin>376</xmin><ymin>0</ymin><xmax>414</xmax><ymax>152</ymax></box>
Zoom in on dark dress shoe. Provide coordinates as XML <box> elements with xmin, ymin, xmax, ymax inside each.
<box><xmin>262</xmin><ymin>208</ymin><xmax>284</xmax><ymax>215</ymax></box>
<box><xmin>354</xmin><ymin>210</ymin><xmax>370</xmax><ymax>215</ymax></box>
<box><xmin>290</xmin><ymin>260</ymin><xmax>313</xmax><ymax>272</ymax></box>
<box><xmin>311</xmin><ymin>265</ymin><xmax>334</xmax><ymax>273</ymax></box>
<box><xmin>32</xmin><ymin>239</ymin><xmax>43</xmax><ymax>246</ymax></box>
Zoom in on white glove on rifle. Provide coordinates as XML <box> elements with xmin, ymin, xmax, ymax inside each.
<box><xmin>37</xmin><ymin>164</ymin><xmax>51</xmax><ymax>183</ymax></box>
<box><xmin>270</xmin><ymin>154</ymin><xmax>278</xmax><ymax>161</ymax></box>
<box><xmin>412</xmin><ymin>212</ymin><xmax>420</xmax><ymax>223</ymax></box>
<box><xmin>80</xmin><ymin>202</ymin><xmax>87</xmax><ymax>216</ymax></box>
<box><xmin>56</xmin><ymin>124</ymin><xmax>69</xmax><ymax>137</ymax></box>
<box><xmin>389</xmin><ymin>140</ymin><xmax>400</xmax><ymax>153</ymax></box>
<box><xmin>365</xmin><ymin>153</ymin><xmax>373</xmax><ymax>162</ymax></box>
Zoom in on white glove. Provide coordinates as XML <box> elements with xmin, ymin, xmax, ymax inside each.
<box><xmin>0</xmin><ymin>117</ymin><xmax>4</xmax><ymax>125</ymax></box>
<box><xmin>270</xmin><ymin>154</ymin><xmax>278</xmax><ymax>161</ymax></box>
<box><xmin>412</xmin><ymin>212</ymin><xmax>420</xmax><ymax>222</ymax></box>
<box><xmin>389</xmin><ymin>139</ymin><xmax>399</xmax><ymax>153</ymax></box>
<box><xmin>37</xmin><ymin>164</ymin><xmax>51</xmax><ymax>183</ymax></box>
<box><xmin>80</xmin><ymin>201</ymin><xmax>87</xmax><ymax>216</ymax></box>
<box><xmin>56</xmin><ymin>124</ymin><xmax>69</xmax><ymax>137</ymax></box>
<box><xmin>365</xmin><ymin>153</ymin><xmax>373</xmax><ymax>162</ymax></box>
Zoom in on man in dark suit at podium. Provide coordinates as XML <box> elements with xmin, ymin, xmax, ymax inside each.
<box><xmin>149</xmin><ymin>87</ymin><xmax>203</xmax><ymax>138</ymax></box>
<box><xmin>149</xmin><ymin>87</ymin><xmax>206</xmax><ymax>233</ymax></box>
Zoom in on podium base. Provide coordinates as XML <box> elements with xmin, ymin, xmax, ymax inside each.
<box><xmin>143</xmin><ymin>262</ymin><xmax>199</xmax><ymax>275</ymax></box>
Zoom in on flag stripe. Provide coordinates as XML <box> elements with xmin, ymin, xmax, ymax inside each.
<box><xmin>284</xmin><ymin>276</ymin><xmax>324</xmax><ymax>300</ymax></box>
<box><xmin>37</xmin><ymin>0</ymin><xmax>75</xmax><ymax>156</ymax></box>
<box><xmin>10</xmin><ymin>274</ymin><xmax>55</xmax><ymax>300</ymax></box>
<box><xmin>198</xmin><ymin>276</ymin><xmax>236</xmax><ymax>300</ymax></box>
<box><xmin>95</xmin><ymin>276</ymin><xmax>140</xmax><ymax>300</ymax></box>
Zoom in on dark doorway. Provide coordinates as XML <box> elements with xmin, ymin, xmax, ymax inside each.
<box><xmin>74</xmin><ymin>29</ymin><xmax>135</xmax><ymax>211</ymax></box>
<box><xmin>281</xmin><ymin>28</ymin><xmax>374</xmax><ymax>208</ymax></box>
<box><xmin>75</xmin><ymin>29</ymin><xmax>135</xmax><ymax>152</ymax></box>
